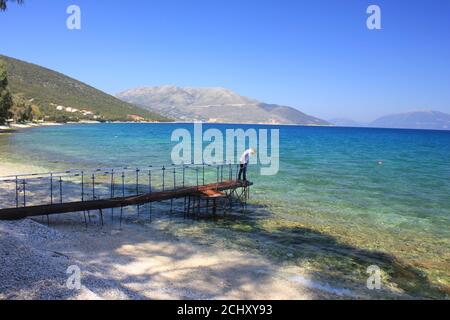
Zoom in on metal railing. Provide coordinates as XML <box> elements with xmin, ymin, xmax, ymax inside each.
<box><xmin>0</xmin><ymin>163</ymin><xmax>244</xmax><ymax>210</ymax></box>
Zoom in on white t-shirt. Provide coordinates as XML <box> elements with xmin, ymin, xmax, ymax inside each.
<box><xmin>240</xmin><ymin>149</ymin><xmax>252</xmax><ymax>165</ymax></box>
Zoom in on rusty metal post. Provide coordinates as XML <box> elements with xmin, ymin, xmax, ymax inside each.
<box><xmin>122</xmin><ymin>171</ymin><xmax>125</xmax><ymax>197</ymax></box>
<box><xmin>162</xmin><ymin>165</ymin><xmax>167</xmax><ymax>216</ymax></box>
<box><xmin>216</xmin><ymin>165</ymin><xmax>220</xmax><ymax>185</ymax></box>
<box><xmin>135</xmin><ymin>168</ymin><xmax>140</xmax><ymax>195</ymax></box>
<box><xmin>90</xmin><ymin>173</ymin><xmax>96</xmax><ymax>224</ymax></box>
<box><xmin>59</xmin><ymin>176</ymin><xmax>63</xmax><ymax>204</ymax></box>
<box><xmin>136</xmin><ymin>168</ymin><xmax>140</xmax><ymax>216</ymax></box>
<box><xmin>148</xmin><ymin>168</ymin><xmax>152</xmax><ymax>221</ymax></box>
<box><xmin>15</xmin><ymin>176</ymin><xmax>18</xmax><ymax>208</ymax></box>
<box><xmin>120</xmin><ymin>171</ymin><xmax>125</xmax><ymax>228</ymax></box>
<box><xmin>185</xmin><ymin>195</ymin><xmax>191</xmax><ymax>217</ymax></box>
<box><xmin>50</xmin><ymin>173</ymin><xmax>53</xmax><ymax>205</ymax></box>
<box><xmin>92</xmin><ymin>174</ymin><xmax>95</xmax><ymax>200</ymax></box>
<box><xmin>196</xmin><ymin>167</ymin><xmax>199</xmax><ymax>190</ymax></box>
<box><xmin>111</xmin><ymin>169</ymin><xmax>115</xmax><ymax>197</ymax></box>
<box><xmin>22</xmin><ymin>180</ymin><xmax>26</xmax><ymax>207</ymax></box>
<box><xmin>162</xmin><ymin>166</ymin><xmax>166</xmax><ymax>191</ymax></box>
<box><xmin>171</xmin><ymin>166</ymin><xmax>176</xmax><ymax>214</ymax></box>
<box><xmin>173</xmin><ymin>166</ymin><xmax>176</xmax><ymax>190</ymax></box>
<box><xmin>202</xmin><ymin>163</ymin><xmax>205</xmax><ymax>186</ymax></box>
<box><xmin>182</xmin><ymin>165</ymin><xmax>185</xmax><ymax>188</ymax></box>
<box><xmin>81</xmin><ymin>171</ymin><xmax>87</xmax><ymax>227</ymax></box>
<box><xmin>110</xmin><ymin>169</ymin><xmax>115</xmax><ymax>221</ymax></box>
<box><xmin>183</xmin><ymin>165</ymin><xmax>187</xmax><ymax>213</ymax></box>
<box><xmin>81</xmin><ymin>171</ymin><xmax>84</xmax><ymax>201</ymax></box>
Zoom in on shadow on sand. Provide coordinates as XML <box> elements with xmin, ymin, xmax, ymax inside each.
<box><xmin>1</xmin><ymin>197</ymin><xmax>448</xmax><ymax>300</ymax></box>
<box><xmin>196</xmin><ymin>203</ymin><xmax>449</xmax><ymax>299</ymax></box>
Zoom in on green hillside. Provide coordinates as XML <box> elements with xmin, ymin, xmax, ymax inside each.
<box><xmin>0</xmin><ymin>54</ymin><xmax>170</xmax><ymax>122</ymax></box>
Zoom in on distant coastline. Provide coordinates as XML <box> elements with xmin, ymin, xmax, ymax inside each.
<box><xmin>4</xmin><ymin>119</ymin><xmax>450</xmax><ymax>138</ymax></box>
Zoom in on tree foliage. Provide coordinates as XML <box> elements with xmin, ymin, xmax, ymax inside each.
<box><xmin>10</xmin><ymin>94</ymin><xmax>42</xmax><ymax>123</ymax></box>
<box><xmin>0</xmin><ymin>60</ymin><xmax>13</xmax><ymax>124</ymax></box>
<box><xmin>0</xmin><ymin>0</ymin><xmax>24</xmax><ymax>11</ymax></box>
<box><xmin>1</xmin><ymin>60</ymin><xmax>43</xmax><ymax>124</ymax></box>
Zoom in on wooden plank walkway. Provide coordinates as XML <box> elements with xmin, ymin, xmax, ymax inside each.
<box><xmin>0</xmin><ymin>180</ymin><xmax>251</xmax><ymax>220</ymax></box>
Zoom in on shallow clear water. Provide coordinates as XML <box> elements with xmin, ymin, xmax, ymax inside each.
<box><xmin>2</xmin><ymin>123</ymin><xmax>449</xmax><ymax>294</ymax></box>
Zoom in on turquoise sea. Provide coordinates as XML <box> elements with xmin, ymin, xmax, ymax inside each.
<box><xmin>1</xmin><ymin>123</ymin><xmax>449</xmax><ymax>297</ymax></box>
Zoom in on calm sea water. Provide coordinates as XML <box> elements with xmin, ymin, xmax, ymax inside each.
<box><xmin>2</xmin><ymin>123</ymin><xmax>450</xmax><ymax>293</ymax></box>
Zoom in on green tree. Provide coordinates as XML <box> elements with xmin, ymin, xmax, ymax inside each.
<box><xmin>30</xmin><ymin>105</ymin><xmax>42</xmax><ymax>121</ymax></box>
<box><xmin>10</xmin><ymin>94</ymin><xmax>42</xmax><ymax>123</ymax></box>
<box><xmin>0</xmin><ymin>60</ymin><xmax>13</xmax><ymax>124</ymax></box>
<box><xmin>0</xmin><ymin>0</ymin><xmax>24</xmax><ymax>11</ymax></box>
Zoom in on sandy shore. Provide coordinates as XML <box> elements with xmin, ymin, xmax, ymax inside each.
<box><xmin>0</xmin><ymin>213</ymin><xmax>347</xmax><ymax>300</ymax></box>
<box><xmin>0</xmin><ymin>161</ymin><xmax>49</xmax><ymax>177</ymax></box>
<box><xmin>0</xmin><ymin>122</ymin><xmax>62</xmax><ymax>131</ymax></box>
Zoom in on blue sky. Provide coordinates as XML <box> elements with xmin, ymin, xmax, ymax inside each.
<box><xmin>1</xmin><ymin>0</ymin><xmax>449</xmax><ymax>122</ymax></box>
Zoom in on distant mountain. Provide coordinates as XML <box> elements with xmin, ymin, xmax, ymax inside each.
<box><xmin>117</xmin><ymin>86</ymin><xmax>330</xmax><ymax>125</ymax></box>
<box><xmin>329</xmin><ymin>118</ymin><xmax>364</xmax><ymax>127</ymax></box>
<box><xmin>370</xmin><ymin>110</ymin><xmax>450</xmax><ymax>130</ymax></box>
<box><xmin>0</xmin><ymin>54</ymin><xmax>169</xmax><ymax>122</ymax></box>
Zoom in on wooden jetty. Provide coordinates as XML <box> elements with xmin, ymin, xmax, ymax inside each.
<box><xmin>0</xmin><ymin>164</ymin><xmax>252</xmax><ymax>221</ymax></box>
<box><xmin>0</xmin><ymin>180</ymin><xmax>251</xmax><ymax>220</ymax></box>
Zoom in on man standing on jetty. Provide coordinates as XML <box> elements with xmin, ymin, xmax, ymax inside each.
<box><xmin>238</xmin><ymin>148</ymin><xmax>256</xmax><ymax>181</ymax></box>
